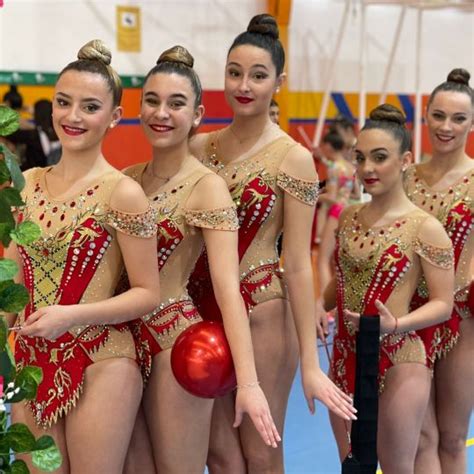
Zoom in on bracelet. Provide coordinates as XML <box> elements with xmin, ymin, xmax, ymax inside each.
<box><xmin>391</xmin><ymin>317</ymin><xmax>398</xmax><ymax>335</ymax></box>
<box><xmin>236</xmin><ymin>381</ymin><xmax>260</xmax><ymax>390</ymax></box>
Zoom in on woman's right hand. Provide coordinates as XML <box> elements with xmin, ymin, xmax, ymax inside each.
<box><xmin>315</xmin><ymin>300</ymin><xmax>329</xmax><ymax>341</ymax></box>
<box><xmin>234</xmin><ymin>385</ymin><xmax>281</xmax><ymax>448</ymax></box>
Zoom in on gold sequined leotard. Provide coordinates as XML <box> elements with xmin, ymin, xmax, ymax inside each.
<box><xmin>124</xmin><ymin>163</ymin><xmax>238</xmax><ymax>381</ymax></box>
<box><xmin>331</xmin><ymin>204</ymin><xmax>453</xmax><ymax>396</ymax></box>
<box><xmin>188</xmin><ymin>132</ymin><xmax>319</xmax><ymax>319</ymax></box>
<box><xmin>15</xmin><ymin>167</ymin><xmax>156</xmax><ymax>428</ymax></box>
<box><xmin>404</xmin><ymin>165</ymin><xmax>473</xmax><ymax>363</ymax></box>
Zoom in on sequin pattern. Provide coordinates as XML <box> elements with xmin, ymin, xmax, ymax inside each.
<box><xmin>188</xmin><ymin>133</ymin><xmax>308</xmax><ymax>317</ymax></box>
<box><xmin>414</xmin><ymin>238</ymin><xmax>454</xmax><ymax>269</ymax></box>
<box><xmin>404</xmin><ymin>165</ymin><xmax>473</xmax><ymax>357</ymax></box>
<box><xmin>124</xmin><ymin>165</ymin><xmax>231</xmax><ymax>374</ymax></box>
<box><xmin>185</xmin><ymin>206</ymin><xmax>239</xmax><ymax>230</ymax></box>
<box><xmin>15</xmin><ymin>167</ymin><xmax>138</xmax><ymax>427</ymax></box>
<box><xmin>107</xmin><ymin>206</ymin><xmax>157</xmax><ymax>238</ymax></box>
<box><xmin>331</xmin><ymin>205</ymin><xmax>443</xmax><ymax>397</ymax></box>
<box><xmin>276</xmin><ymin>171</ymin><xmax>319</xmax><ymax>205</ymax></box>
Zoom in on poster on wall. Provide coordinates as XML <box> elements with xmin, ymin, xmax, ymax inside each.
<box><xmin>116</xmin><ymin>6</ymin><xmax>141</xmax><ymax>52</ymax></box>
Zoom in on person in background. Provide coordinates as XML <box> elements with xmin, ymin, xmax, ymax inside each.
<box><xmin>269</xmin><ymin>98</ymin><xmax>280</xmax><ymax>125</ymax></box>
<box><xmin>315</xmin><ymin>130</ymin><xmax>356</xmax><ymax>339</ymax></box>
<box><xmin>7</xmin><ymin>99</ymin><xmax>61</xmax><ymax>170</ymax></box>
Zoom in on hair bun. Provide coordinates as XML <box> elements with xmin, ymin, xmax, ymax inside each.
<box><xmin>247</xmin><ymin>14</ymin><xmax>279</xmax><ymax>40</ymax></box>
<box><xmin>369</xmin><ymin>104</ymin><xmax>406</xmax><ymax>126</ymax></box>
<box><xmin>447</xmin><ymin>68</ymin><xmax>470</xmax><ymax>87</ymax></box>
<box><xmin>157</xmin><ymin>45</ymin><xmax>194</xmax><ymax>68</ymax></box>
<box><xmin>77</xmin><ymin>39</ymin><xmax>112</xmax><ymax>66</ymax></box>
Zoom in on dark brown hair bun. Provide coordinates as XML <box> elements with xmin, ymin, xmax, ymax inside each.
<box><xmin>77</xmin><ymin>39</ymin><xmax>112</xmax><ymax>66</ymax></box>
<box><xmin>157</xmin><ymin>45</ymin><xmax>194</xmax><ymax>68</ymax></box>
<box><xmin>247</xmin><ymin>14</ymin><xmax>279</xmax><ymax>40</ymax></box>
<box><xmin>369</xmin><ymin>104</ymin><xmax>406</xmax><ymax>126</ymax></box>
<box><xmin>447</xmin><ymin>68</ymin><xmax>470</xmax><ymax>87</ymax></box>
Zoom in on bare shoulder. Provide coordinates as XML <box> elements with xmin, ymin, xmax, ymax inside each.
<box><xmin>280</xmin><ymin>142</ymin><xmax>318</xmax><ymax>181</ymax></box>
<box><xmin>109</xmin><ymin>175</ymin><xmax>149</xmax><ymax>213</ymax></box>
<box><xmin>417</xmin><ymin>213</ymin><xmax>451</xmax><ymax>247</ymax></box>
<box><xmin>190</xmin><ymin>132</ymin><xmax>212</xmax><ymax>160</ymax></box>
<box><xmin>188</xmin><ymin>171</ymin><xmax>233</xmax><ymax>209</ymax></box>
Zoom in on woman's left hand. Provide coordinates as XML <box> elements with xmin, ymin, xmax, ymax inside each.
<box><xmin>302</xmin><ymin>367</ymin><xmax>357</xmax><ymax>421</ymax></box>
<box><xmin>234</xmin><ymin>385</ymin><xmax>281</xmax><ymax>448</ymax></box>
<box><xmin>18</xmin><ymin>305</ymin><xmax>75</xmax><ymax>340</ymax></box>
<box><xmin>343</xmin><ymin>299</ymin><xmax>397</xmax><ymax>334</ymax></box>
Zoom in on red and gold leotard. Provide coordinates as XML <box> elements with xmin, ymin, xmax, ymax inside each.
<box><xmin>188</xmin><ymin>132</ymin><xmax>319</xmax><ymax>319</ymax></box>
<box><xmin>404</xmin><ymin>166</ymin><xmax>473</xmax><ymax>364</ymax></box>
<box><xmin>15</xmin><ymin>167</ymin><xmax>156</xmax><ymax>428</ymax></box>
<box><xmin>124</xmin><ymin>164</ymin><xmax>238</xmax><ymax>381</ymax></box>
<box><xmin>331</xmin><ymin>204</ymin><xmax>453</xmax><ymax>396</ymax></box>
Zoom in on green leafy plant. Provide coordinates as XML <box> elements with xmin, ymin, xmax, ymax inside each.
<box><xmin>0</xmin><ymin>105</ymin><xmax>62</xmax><ymax>473</ymax></box>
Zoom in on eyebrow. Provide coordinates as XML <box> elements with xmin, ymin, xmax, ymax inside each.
<box><xmin>227</xmin><ymin>62</ymin><xmax>269</xmax><ymax>71</ymax></box>
<box><xmin>354</xmin><ymin>147</ymin><xmax>388</xmax><ymax>154</ymax></box>
<box><xmin>55</xmin><ymin>92</ymin><xmax>103</xmax><ymax>103</ymax></box>
<box><xmin>144</xmin><ymin>91</ymin><xmax>188</xmax><ymax>100</ymax></box>
<box><xmin>432</xmin><ymin>108</ymin><xmax>467</xmax><ymax>116</ymax></box>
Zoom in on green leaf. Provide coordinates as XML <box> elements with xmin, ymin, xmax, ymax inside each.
<box><xmin>3</xmin><ymin>149</ymin><xmax>25</xmax><ymax>192</ymax></box>
<box><xmin>0</xmin><ymin>188</ymin><xmax>24</xmax><ymax>208</ymax></box>
<box><xmin>0</xmin><ymin>259</ymin><xmax>18</xmax><ymax>282</ymax></box>
<box><xmin>11</xmin><ymin>366</ymin><xmax>43</xmax><ymax>401</ymax></box>
<box><xmin>6</xmin><ymin>423</ymin><xmax>36</xmax><ymax>453</ymax></box>
<box><xmin>10</xmin><ymin>460</ymin><xmax>29</xmax><ymax>474</ymax></box>
<box><xmin>10</xmin><ymin>221</ymin><xmax>41</xmax><ymax>246</ymax></box>
<box><xmin>0</xmin><ymin>106</ymin><xmax>20</xmax><ymax>137</ymax></box>
<box><xmin>32</xmin><ymin>444</ymin><xmax>62</xmax><ymax>472</ymax></box>
<box><xmin>0</xmin><ymin>340</ymin><xmax>15</xmax><ymax>384</ymax></box>
<box><xmin>0</xmin><ymin>283</ymin><xmax>30</xmax><ymax>313</ymax></box>
<box><xmin>0</xmin><ymin>223</ymin><xmax>14</xmax><ymax>247</ymax></box>
<box><xmin>0</xmin><ymin>280</ymin><xmax>14</xmax><ymax>293</ymax></box>
<box><xmin>0</xmin><ymin>315</ymin><xmax>7</xmax><ymax>348</ymax></box>
<box><xmin>32</xmin><ymin>435</ymin><xmax>54</xmax><ymax>452</ymax></box>
<box><xmin>0</xmin><ymin>160</ymin><xmax>11</xmax><ymax>186</ymax></box>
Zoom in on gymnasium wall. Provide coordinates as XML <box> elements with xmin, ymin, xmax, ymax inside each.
<box><xmin>1</xmin><ymin>0</ymin><xmax>473</xmax><ymax>169</ymax></box>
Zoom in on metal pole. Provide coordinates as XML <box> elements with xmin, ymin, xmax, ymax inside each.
<box><xmin>414</xmin><ymin>7</ymin><xmax>423</xmax><ymax>163</ymax></box>
<box><xmin>313</xmin><ymin>0</ymin><xmax>351</xmax><ymax>147</ymax></box>
<box><xmin>379</xmin><ymin>5</ymin><xmax>407</xmax><ymax>104</ymax></box>
<box><xmin>358</xmin><ymin>3</ymin><xmax>367</xmax><ymax>130</ymax></box>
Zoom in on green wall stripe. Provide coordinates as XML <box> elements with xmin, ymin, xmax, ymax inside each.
<box><xmin>0</xmin><ymin>71</ymin><xmax>145</xmax><ymax>88</ymax></box>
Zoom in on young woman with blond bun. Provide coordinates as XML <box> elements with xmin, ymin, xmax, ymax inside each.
<box><xmin>404</xmin><ymin>68</ymin><xmax>474</xmax><ymax>474</ymax></box>
<box><xmin>122</xmin><ymin>45</ymin><xmax>280</xmax><ymax>474</ymax></box>
<box><xmin>7</xmin><ymin>40</ymin><xmax>160</xmax><ymax>473</ymax></box>
<box><xmin>188</xmin><ymin>14</ymin><xmax>356</xmax><ymax>473</ymax></box>
<box><xmin>326</xmin><ymin>104</ymin><xmax>454</xmax><ymax>474</ymax></box>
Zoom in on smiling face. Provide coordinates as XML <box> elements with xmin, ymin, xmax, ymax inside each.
<box><xmin>52</xmin><ymin>70</ymin><xmax>122</xmax><ymax>153</ymax></box>
<box><xmin>140</xmin><ymin>72</ymin><xmax>204</xmax><ymax>150</ymax></box>
<box><xmin>426</xmin><ymin>91</ymin><xmax>473</xmax><ymax>155</ymax></box>
<box><xmin>225</xmin><ymin>44</ymin><xmax>283</xmax><ymax>117</ymax></box>
<box><xmin>354</xmin><ymin>128</ymin><xmax>411</xmax><ymax>197</ymax></box>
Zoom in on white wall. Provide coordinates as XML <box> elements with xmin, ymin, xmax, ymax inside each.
<box><xmin>290</xmin><ymin>0</ymin><xmax>474</xmax><ymax>93</ymax></box>
<box><xmin>0</xmin><ymin>0</ymin><xmax>473</xmax><ymax>93</ymax></box>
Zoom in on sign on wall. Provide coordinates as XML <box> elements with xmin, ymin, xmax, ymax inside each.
<box><xmin>116</xmin><ymin>6</ymin><xmax>141</xmax><ymax>52</ymax></box>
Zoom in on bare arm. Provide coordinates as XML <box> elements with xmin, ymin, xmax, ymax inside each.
<box><xmin>396</xmin><ymin>218</ymin><xmax>454</xmax><ymax>333</ymax></box>
<box><xmin>280</xmin><ymin>146</ymin><xmax>356</xmax><ymax>420</ymax></box>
